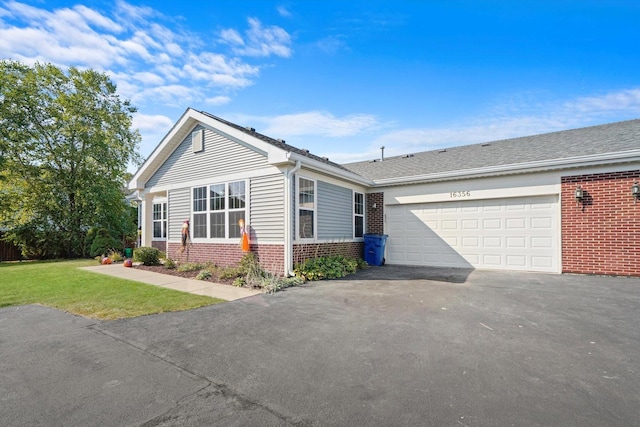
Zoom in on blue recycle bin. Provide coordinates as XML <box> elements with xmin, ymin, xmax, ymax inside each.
<box><xmin>363</xmin><ymin>234</ymin><xmax>388</xmax><ymax>266</ymax></box>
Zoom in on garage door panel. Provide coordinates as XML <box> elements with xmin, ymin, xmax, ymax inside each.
<box><xmin>386</xmin><ymin>195</ymin><xmax>559</xmax><ymax>272</ymax></box>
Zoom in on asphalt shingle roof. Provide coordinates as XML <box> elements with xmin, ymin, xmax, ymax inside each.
<box><xmin>343</xmin><ymin>119</ymin><xmax>640</xmax><ymax>181</ymax></box>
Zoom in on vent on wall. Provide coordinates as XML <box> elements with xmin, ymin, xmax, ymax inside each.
<box><xmin>192</xmin><ymin>129</ymin><xmax>204</xmax><ymax>153</ymax></box>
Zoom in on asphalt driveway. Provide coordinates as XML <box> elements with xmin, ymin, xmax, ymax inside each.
<box><xmin>2</xmin><ymin>266</ymin><xmax>639</xmax><ymax>426</ymax></box>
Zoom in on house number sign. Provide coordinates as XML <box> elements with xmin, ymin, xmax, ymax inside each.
<box><xmin>450</xmin><ymin>191</ymin><xmax>471</xmax><ymax>198</ymax></box>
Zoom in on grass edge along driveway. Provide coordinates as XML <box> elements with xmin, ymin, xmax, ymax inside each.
<box><xmin>0</xmin><ymin>259</ymin><xmax>223</xmax><ymax>320</ymax></box>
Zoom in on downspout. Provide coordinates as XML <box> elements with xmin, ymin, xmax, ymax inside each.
<box><xmin>284</xmin><ymin>160</ymin><xmax>302</xmax><ymax>276</ymax></box>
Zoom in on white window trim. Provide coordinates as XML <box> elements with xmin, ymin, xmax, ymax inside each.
<box><xmin>152</xmin><ymin>198</ymin><xmax>167</xmax><ymax>241</ymax></box>
<box><xmin>296</xmin><ymin>176</ymin><xmax>317</xmax><ymax>241</ymax></box>
<box><xmin>190</xmin><ymin>180</ymin><xmax>248</xmax><ymax>242</ymax></box>
<box><xmin>353</xmin><ymin>191</ymin><xmax>365</xmax><ymax>239</ymax></box>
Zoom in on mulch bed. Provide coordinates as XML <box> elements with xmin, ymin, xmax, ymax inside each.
<box><xmin>133</xmin><ymin>264</ymin><xmax>236</xmax><ymax>285</ymax></box>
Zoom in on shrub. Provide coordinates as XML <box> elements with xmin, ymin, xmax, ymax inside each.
<box><xmin>293</xmin><ymin>255</ymin><xmax>363</xmax><ymax>281</ymax></box>
<box><xmin>177</xmin><ymin>262</ymin><xmax>206</xmax><ymax>272</ymax></box>
<box><xmin>107</xmin><ymin>250</ymin><xmax>124</xmax><ymax>263</ymax></box>
<box><xmin>219</xmin><ymin>266</ymin><xmax>243</xmax><ymax>280</ymax></box>
<box><xmin>195</xmin><ymin>270</ymin><xmax>212</xmax><ymax>280</ymax></box>
<box><xmin>163</xmin><ymin>258</ymin><xmax>176</xmax><ymax>269</ymax></box>
<box><xmin>90</xmin><ymin>228</ymin><xmax>120</xmax><ymax>257</ymax></box>
<box><xmin>133</xmin><ymin>246</ymin><xmax>163</xmax><ymax>266</ymax></box>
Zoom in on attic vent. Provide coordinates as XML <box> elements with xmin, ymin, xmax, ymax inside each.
<box><xmin>245</xmin><ymin>126</ymin><xmax>255</xmax><ymax>132</ymax></box>
<box><xmin>302</xmin><ymin>148</ymin><xmax>310</xmax><ymax>153</ymax></box>
<box><xmin>277</xmin><ymin>138</ymin><xmax>286</xmax><ymax>143</ymax></box>
<box><xmin>438</xmin><ymin>149</ymin><xmax>447</xmax><ymax>153</ymax></box>
<box><xmin>404</xmin><ymin>154</ymin><xmax>414</xmax><ymax>158</ymax></box>
<box><xmin>322</xmin><ymin>157</ymin><xmax>329</xmax><ymax>162</ymax></box>
<box><xmin>192</xmin><ymin>129</ymin><xmax>204</xmax><ymax>153</ymax></box>
<box><xmin>481</xmin><ymin>143</ymin><xmax>491</xmax><ymax>147</ymax></box>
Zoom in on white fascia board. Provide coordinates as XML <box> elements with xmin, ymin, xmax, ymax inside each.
<box><xmin>286</xmin><ymin>152</ymin><xmax>374</xmax><ymax>186</ymax></box>
<box><xmin>372</xmin><ymin>150</ymin><xmax>640</xmax><ymax>187</ymax></box>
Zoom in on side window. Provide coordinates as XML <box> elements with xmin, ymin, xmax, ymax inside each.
<box><xmin>298</xmin><ymin>177</ymin><xmax>315</xmax><ymax>239</ymax></box>
<box><xmin>354</xmin><ymin>192</ymin><xmax>364</xmax><ymax>238</ymax></box>
<box><xmin>228</xmin><ymin>181</ymin><xmax>246</xmax><ymax>239</ymax></box>
<box><xmin>152</xmin><ymin>202</ymin><xmax>167</xmax><ymax>239</ymax></box>
<box><xmin>192</xmin><ymin>186</ymin><xmax>207</xmax><ymax>238</ymax></box>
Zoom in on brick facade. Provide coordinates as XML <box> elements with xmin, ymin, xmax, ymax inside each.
<box><xmin>167</xmin><ymin>242</ymin><xmax>285</xmax><ymax>275</ymax></box>
<box><xmin>561</xmin><ymin>170</ymin><xmax>640</xmax><ymax>277</ymax></box>
<box><xmin>366</xmin><ymin>192</ymin><xmax>384</xmax><ymax>234</ymax></box>
<box><xmin>151</xmin><ymin>240</ymin><xmax>166</xmax><ymax>254</ymax></box>
<box><xmin>293</xmin><ymin>242</ymin><xmax>364</xmax><ymax>267</ymax></box>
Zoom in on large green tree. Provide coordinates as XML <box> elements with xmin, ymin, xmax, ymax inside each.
<box><xmin>0</xmin><ymin>61</ymin><xmax>141</xmax><ymax>258</ymax></box>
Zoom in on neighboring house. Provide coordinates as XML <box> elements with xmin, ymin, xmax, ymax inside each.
<box><xmin>130</xmin><ymin>109</ymin><xmax>640</xmax><ymax>277</ymax></box>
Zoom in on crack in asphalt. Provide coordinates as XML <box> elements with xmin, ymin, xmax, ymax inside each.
<box><xmin>88</xmin><ymin>324</ymin><xmax>311</xmax><ymax>426</ymax></box>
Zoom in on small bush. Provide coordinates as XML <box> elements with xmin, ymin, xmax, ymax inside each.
<box><xmin>195</xmin><ymin>270</ymin><xmax>212</xmax><ymax>280</ymax></box>
<box><xmin>219</xmin><ymin>266</ymin><xmax>244</xmax><ymax>280</ymax></box>
<box><xmin>177</xmin><ymin>262</ymin><xmax>206</xmax><ymax>272</ymax></box>
<box><xmin>90</xmin><ymin>228</ymin><xmax>120</xmax><ymax>257</ymax></box>
<box><xmin>163</xmin><ymin>258</ymin><xmax>176</xmax><ymax>269</ymax></box>
<box><xmin>232</xmin><ymin>277</ymin><xmax>245</xmax><ymax>287</ymax></box>
<box><xmin>294</xmin><ymin>255</ymin><xmax>363</xmax><ymax>281</ymax></box>
<box><xmin>107</xmin><ymin>250</ymin><xmax>124</xmax><ymax>263</ymax></box>
<box><xmin>133</xmin><ymin>246</ymin><xmax>163</xmax><ymax>266</ymax></box>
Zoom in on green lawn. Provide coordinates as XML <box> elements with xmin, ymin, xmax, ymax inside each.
<box><xmin>0</xmin><ymin>259</ymin><xmax>223</xmax><ymax>319</ymax></box>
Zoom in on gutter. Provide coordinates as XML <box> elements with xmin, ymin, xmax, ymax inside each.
<box><xmin>284</xmin><ymin>159</ymin><xmax>302</xmax><ymax>276</ymax></box>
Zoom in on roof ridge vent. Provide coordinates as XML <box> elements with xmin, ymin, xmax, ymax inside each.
<box><xmin>404</xmin><ymin>154</ymin><xmax>414</xmax><ymax>158</ymax></box>
<box><xmin>322</xmin><ymin>157</ymin><xmax>329</xmax><ymax>162</ymax></box>
<box><xmin>438</xmin><ymin>149</ymin><xmax>447</xmax><ymax>153</ymax></box>
<box><xmin>481</xmin><ymin>143</ymin><xmax>491</xmax><ymax>147</ymax></box>
<box><xmin>302</xmin><ymin>148</ymin><xmax>310</xmax><ymax>153</ymax></box>
<box><xmin>276</xmin><ymin>138</ymin><xmax>286</xmax><ymax>143</ymax></box>
<box><xmin>245</xmin><ymin>126</ymin><xmax>255</xmax><ymax>132</ymax></box>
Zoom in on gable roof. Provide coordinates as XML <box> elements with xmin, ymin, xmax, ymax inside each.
<box><xmin>343</xmin><ymin>119</ymin><xmax>640</xmax><ymax>184</ymax></box>
<box><xmin>129</xmin><ymin>108</ymin><xmax>369</xmax><ymax>190</ymax></box>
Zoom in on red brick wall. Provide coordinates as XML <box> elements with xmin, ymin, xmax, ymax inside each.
<box><xmin>167</xmin><ymin>242</ymin><xmax>285</xmax><ymax>275</ymax></box>
<box><xmin>561</xmin><ymin>170</ymin><xmax>640</xmax><ymax>276</ymax></box>
<box><xmin>151</xmin><ymin>240</ymin><xmax>166</xmax><ymax>254</ymax></box>
<box><xmin>293</xmin><ymin>242</ymin><xmax>364</xmax><ymax>266</ymax></box>
<box><xmin>366</xmin><ymin>192</ymin><xmax>384</xmax><ymax>234</ymax></box>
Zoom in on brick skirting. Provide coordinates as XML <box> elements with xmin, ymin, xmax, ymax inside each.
<box><xmin>293</xmin><ymin>241</ymin><xmax>364</xmax><ymax>267</ymax></box>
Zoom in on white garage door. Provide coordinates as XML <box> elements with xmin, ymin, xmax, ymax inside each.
<box><xmin>386</xmin><ymin>195</ymin><xmax>559</xmax><ymax>272</ymax></box>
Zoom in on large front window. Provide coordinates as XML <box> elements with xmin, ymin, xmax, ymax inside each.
<box><xmin>298</xmin><ymin>177</ymin><xmax>315</xmax><ymax>239</ymax></box>
<box><xmin>152</xmin><ymin>202</ymin><xmax>167</xmax><ymax>239</ymax></box>
<box><xmin>192</xmin><ymin>181</ymin><xmax>246</xmax><ymax>239</ymax></box>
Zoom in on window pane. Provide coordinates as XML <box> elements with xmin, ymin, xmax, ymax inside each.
<box><xmin>299</xmin><ymin>178</ymin><xmax>314</xmax><ymax>209</ymax></box>
<box><xmin>355</xmin><ymin>216</ymin><xmax>364</xmax><ymax>238</ymax></box>
<box><xmin>162</xmin><ymin>220</ymin><xmax>167</xmax><ymax>238</ymax></box>
<box><xmin>153</xmin><ymin>203</ymin><xmax>162</xmax><ymax>220</ymax></box>
<box><xmin>229</xmin><ymin>211</ymin><xmax>245</xmax><ymax>238</ymax></box>
<box><xmin>229</xmin><ymin>181</ymin><xmax>245</xmax><ymax>209</ymax></box>
<box><xmin>153</xmin><ymin>221</ymin><xmax>162</xmax><ymax>238</ymax></box>
<box><xmin>210</xmin><ymin>184</ymin><xmax>225</xmax><ymax>211</ymax></box>
<box><xmin>210</xmin><ymin>212</ymin><xmax>225</xmax><ymax>238</ymax></box>
<box><xmin>299</xmin><ymin>210</ymin><xmax>314</xmax><ymax>238</ymax></box>
<box><xmin>354</xmin><ymin>193</ymin><xmax>364</xmax><ymax>215</ymax></box>
<box><xmin>163</xmin><ymin>203</ymin><xmax>167</xmax><ymax>220</ymax></box>
<box><xmin>193</xmin><ymin>213</ymin><xmax>207</xmax><ymax>238</ymax></box>
<box><xmin>193</xmin><ymin>187</ymin><xmax>207</xmax><ymax>212</ymax></box>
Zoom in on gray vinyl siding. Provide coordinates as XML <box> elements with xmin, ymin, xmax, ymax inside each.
<box><xmin>317</xmin><ymin>181</ymin><xmax>353</xmax><ymax>240</ymax></box>
<box><xmin>147</xmin><ymin>125</ymin><xmax>269</xmax><ymax>188</ymax></box>
<box><xmin>168</xmin><ymin>187</ymin><xmax>190</xmax><ymax>241</ymax></box>
<box><xmin>250</xmin><ymin>174</ymin><xmax>285</xmax><ymax>243</ymax></box>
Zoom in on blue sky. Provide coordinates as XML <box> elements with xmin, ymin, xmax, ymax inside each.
<box><xmin>1</xmin><ymin>1</ymin><xmax>639</xmax><ymax>165</ymax></box>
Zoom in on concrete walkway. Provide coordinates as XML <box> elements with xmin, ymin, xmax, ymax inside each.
<box><xmin>80</xmin><ymin>264</ymin><xmax>261</xmax><ymax>301</ymax></box>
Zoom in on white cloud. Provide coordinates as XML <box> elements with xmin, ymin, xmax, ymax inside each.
<box><xmin>0</xmin><ymin>1</ymin><xmax>292</xmax><ymax>109</ymax></box>
<box><xmin>220</xmin><ymin>17</ymin><xmax>292</xmax><ymax>58</ymax></box>
<box><xmin>132</xmin><ymin>113</ymin><xmax>173</xmax><ymax>132</ymax></box>
<box><xmin>206</xmin><ymin>96</ymin><xmax>232</xmax><ymax>106</ymax></box>
<box><xmin>259</xmin><ymin>111</ymin><xmax>379</xmax><ymax>137</ymax></box>
<box><xmin>277</xmin><ymin>6</ymin><xmax>292</xmax><ymax>18</ymax></box>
